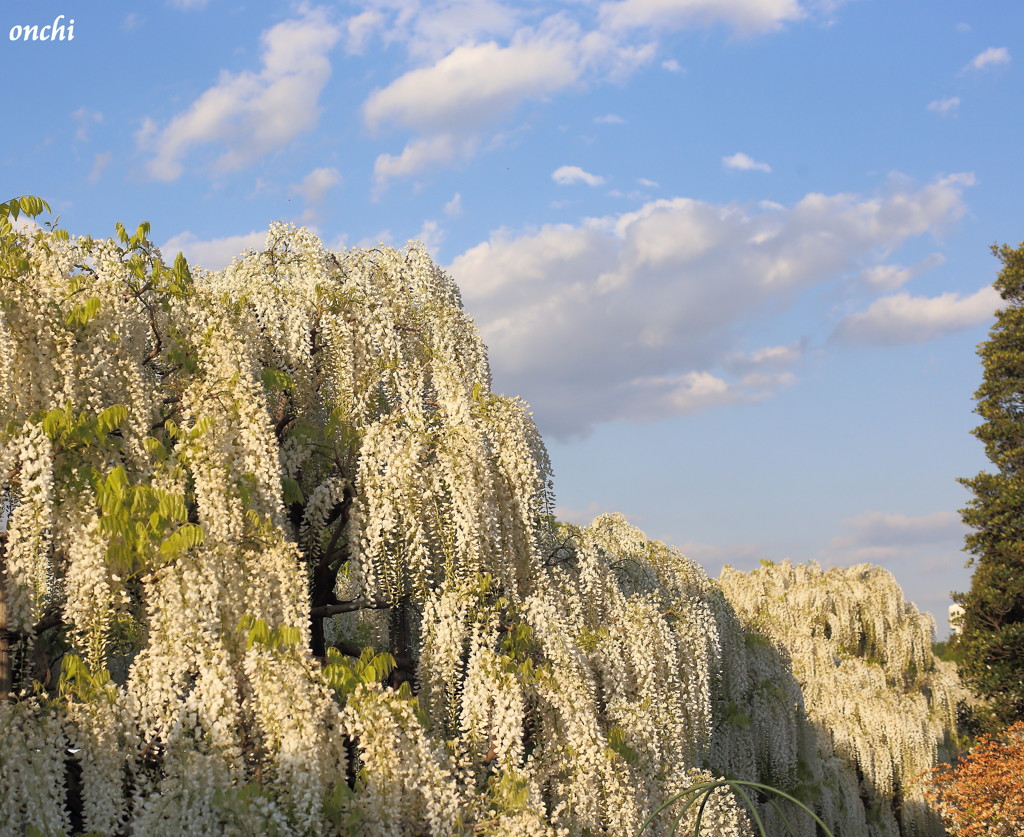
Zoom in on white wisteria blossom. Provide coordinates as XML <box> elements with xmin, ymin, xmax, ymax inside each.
<box><xmin>0</xmin><ymin>212</ymin><xmax>960</xmax><ymax>835</ymax></box>
<box><xmin>719</xmin><ymin>561</ymin><xmax>966</xmax><ymax>836</ymax></box>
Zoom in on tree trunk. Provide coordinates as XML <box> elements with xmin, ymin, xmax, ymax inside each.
<box><xmin>0</xmin><ymin>540</ymin><xmax>10</xmax><ymax>702</ymax></box>
<box><xmin>389</xmin><ymin>599</ymin><xmax>414</xmax><ymax>689</ymax></box>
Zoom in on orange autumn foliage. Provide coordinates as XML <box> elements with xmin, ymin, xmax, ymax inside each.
<box><xmin>922</xmin><ymin>721</ymin><xmax>1024</xmax><ymax>837</ymax></box>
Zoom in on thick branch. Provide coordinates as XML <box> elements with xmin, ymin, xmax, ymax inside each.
<box><xmin>0</xmin><ymin>605</ymin><xmax>64</xmax><ymax>644</ymax></box>
<box><xmin>310</xmin><ymin>598</ymin><xmax>393</xmax><ymax>618</ymax></box>
<box><xmin>33</xmin><ymin>607</ymin><xmax>63</xmax><ymax>636</ymax></box>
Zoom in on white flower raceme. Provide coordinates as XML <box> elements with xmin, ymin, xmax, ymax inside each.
<box><xmin>720</xmin><ymin>561</ymin><xmax>965</xmax><ymax>836</ymax></box>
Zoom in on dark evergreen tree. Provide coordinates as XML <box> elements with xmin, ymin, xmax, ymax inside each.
<box><xmin>955</xmin><ymin>242</ymin><xmax>1024</xmax><ymax>728</ymax></box>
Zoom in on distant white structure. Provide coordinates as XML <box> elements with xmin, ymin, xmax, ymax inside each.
<box><xmin>949</xmin><ymin>604</ymin><xmax>965</xmax><ymax>635</ymax></box>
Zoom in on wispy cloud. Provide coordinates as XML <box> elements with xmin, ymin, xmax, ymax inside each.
<box><xmin>443</xmin><ymin>193</ymin><xmax>463</xmax><ymax>217</ymax></box>
<box><xmin>927</xmin><ymin>96</ymin><xmax>960</xmax><ymax>116</ymax></box>
<box><xmin>832</xmin><ymin>285</ymin><xmax>999</xmax><ymax>345</ymax></box>
<box><xmin>727</xmin><ymin>341</ymin><xmax>804</xmax><ymax>371</ymax></box>
<box><xmin>87</xmin><ymin>152</ymin><xmax>112</xmax><ymax>183</ymax></box>
<box><xmin>373</xmin><ymin>133</ymin><xmax>476</xmax><ymax>184</ymax></box>
<box><xmin>821</xmin><ymin>510</ymin><xmax>966</xmax><ymax>565</ymax></box>
<box><xmin>366</xmin><ymin>15</ymin><xmax>656</xmax><ymax>184</ymax></box>
<box><xmin>554</xmin><ymin>500</ymin><xmax>621</xmax><ymax>526</ymax></box>
<box><xmin>292</xmin><ymin>167</ymin><xmax>342</xmax><ymax>205</ymax></box>
<box><xmin>364</xmin><ymin>33</ymin><xmax>582</xmax><ymax>135</ymax></box>
<box><xmin>599</xmin><ymin>0</ymin><xmax>807</xmax><ymax>34</ymax></box>
<box><xmin>595</xmin><ymin>113</ymin><xmax>625</xmax><ymax>124</ymax></box>
<box><xmin>413</xmin><ymin>219</ymin><xmax>445</xmax><ymax>256</ymax></box>
<box><xmin>861</xmin><ymin>253</ymin><xmax>945</xmax><ymax>291</ymax></box>
<box><xmin>552</xmin><ymin>165</ymin><xmax>605</xmax><ymax>187</ymax></box>
<box><xmin>139</xmin><ymin>9</ymin><xmax>340</xmax><ymax>180</ymax></box>
<box><xmin>162</xmin><ymin>230</ymin><xmax>267</xmax><ymax>270</ymax></box>
<box><xmin>723</xmin><ymin>152</ymin><xmax>771</xmax><ymax>172</ymax></box>
<box><xmin>290</xmin><ymin>167</ymin><xmax>342</xmax><ymax>223</ymax></box>
<box><xmin>357</xmin><ymin>0</ymin><xmax>834</xmax><ymax>184</ymax></box>
<box><xmin>962</xmin><ymin>46</ymin><xmax>1010</xmax><ymax>72</ymax></box>
<box><xmin>676</xmin><ymin>539</ymin><xmax>769</xmax><ymax>575</ymax></box>
<box><xmin>71</xmin><ymin>107</ymin><xmax>103</xmax><ymax>142</ymax></box>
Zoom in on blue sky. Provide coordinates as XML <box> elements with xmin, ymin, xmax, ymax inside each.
<box><xmin>4</xmin><ymin>0</ymin><xmax>1022</xmax><ymax>636</ymax></box>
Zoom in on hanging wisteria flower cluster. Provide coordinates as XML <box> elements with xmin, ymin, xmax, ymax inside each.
<box><xmin>719</xmin><ymin>561</ymin><xmax>966</xmax><ymax>836</ymax></box>
<box><xmin>0</xmin><ymin>215</ymin><xmax>960</xmax><ymax>836</ymax></box>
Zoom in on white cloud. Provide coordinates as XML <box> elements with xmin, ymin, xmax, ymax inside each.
<box><xmin>87</xmin><ymin>152</ymin><xmax>112</xmax><ymax>183</ymax></box>
<box><xmin>821</xmin><ymin>510</ymin><xmax>966</xmax><ymax>565</ymax></box>
<box><xmin>637</xmin><ymin>177</ymin><xmax>659</xmax><ymax>188</ymax></box>
<box><xmin>413</xmin><ymin>219</ymin><xmax>445</xmax><ymax>255</ymax></box>
<box><xmin>728</xmin><ymin>341</ymin><xmax>804</xmax><ymax>370</ymax></box>
<box><xmin>355</xmin><ymin>0</ymin><xmax>826</xmax><ymax>184</ymax></box>
<box><xmin>71</xmin><ymin>107</ymin><xmax>103</xmax><ymax>142</ymax></box>
<box><xmin>861</xmin><ymin>253</ymin><xmax>944</xmax><ymax>291</ymax></box>
<box><xmin>363</xmin><ymin>32</ymin><xmax>582</xmax><ymax>135</ymax></box>
<box><xmin>676</xmin><ymin>539</ymin><xmax>768</xmax><ymax>575</ymax></box>
<box><xmin>552</xmin><ymin>165</ymin><xmax>606</xmax><ymax>187</ymax></box>
<box><xmin>364</xmin><ymin>14</ymin><xmax>656</xmax><ymax>182</ymax></box>
<box><xmin>600</xmin><ymin>0</ymin><xmax>806</xmax><ymax>34</ymax></box>
<box><xmin>553</xmin><ymin>500</ymin><xmax>620</xmax><ymax>526</ymax></box>
<box><xmin>411</xmin><ymin>0</ymin><xmax>522</xmax><ymax>60</ymax></box>
<box><xmin>723</xmin><ymin>151</ymin><xmax>771</xmax><ymax>172</ymax></box>
<box><xmin>291</xmin><ymin>167</ymin><xmax>342</xmax><ymax>224</ymax></box>
<box><xmin>168</xmin><ymin>0</ymin><xmax>208</xmax><ymax>8</ymax></box>
<box><xmin>449</xmin><ymin>174</ymin><xmax>973</xmax><ymax>436</ymax></box>
<box><xmin>292</xmin><ymin>167</ymin><xmax>342</xmax><ymax>205</ymax></box>
<box><xmin>832</xmin><ymin>285</ymin><xmax>999</xmax><ymax>345</ymax></box>
<box><xmin>162</xmin><ymin>230</ymin><xmax>267</xmax><ymax>271</ymax></box>
<box><xmin>7</xmin><ymin>215</ymin><xmax>40</xmax><ymax>233</ymax></box>
<box><xmin>358</xmin><ymin>0</ymin><xmax>522</xmax><ymax>62</ymax></box>
<box><xmin>444</xmin><ymin>193</ymin><xmax>463</xmax><ymax>217</ymax></box>
<box><xmin>832</xmin><ymin>510</ymin><xmax>964</xmax><ymax>548</ymax></box>
<box><xmin>624</xmin><ymin>368</ymin><xmax>794</xmax><ymax>419</ymax></box>
<box><xmin>354</xmin><ymin>229</ymin><xmax>396</xmax><ymax>250</ymax></box>
<box><xmin>963</xmin><ymin>46</ymin><xmax>1010</xmax><ymax>72</ymax></box>
<box><xmin>595</xmin><ymin>113</ymin><xmax>625</xmax><ymax>124</ymax></box>
<box><xmin>862</xmin><ymin>264</ymin><xmax>913</xmax><ymax>290</ymax></box>
<box><xmin>140</xmin><ymin>9</ymin><xmax>340</xmax><ymax>180</ymax></box>
<box><xmin>344</xmin><ymin>9</ymin><xmax>387</xmax><ymax>55</ymax></box>
<box><xmin>373</xmin><ymin>133</ymin><xmax>476</xmax><ymax>184</ymax></box>
<box><xmin>927</xmin><ymin>97</ymin><xmax>960</xmax><ymax>116</ymax></box>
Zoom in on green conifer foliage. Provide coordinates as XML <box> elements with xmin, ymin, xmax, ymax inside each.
<box><xmin>956</xmin><ymin>242</ymin><xmax>1024</xmax><ymax>727</ymax></box>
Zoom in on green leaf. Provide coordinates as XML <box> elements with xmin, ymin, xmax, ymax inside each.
<box><xmin>607</xmin><ymin>726</ymin><xmax>639</xmax><ymax>765</ymax></box>
<box><xmin>323</xmin><ymin>781</ymin><xmax>361</xmax><ymax>831</ymax></box>
<box><xmin>172</xmin><ymin>251</ymin><xmax>192</xmax><ymax>290</ymax></box>
<box><xmin>159</xmin><ymin>522</ymin><xmax>204</xmax><ymax>557</ymax></box>
<box><xmin>156</xmin><ymin>492</ymin><xmax>187</xmax><ymax>523</ymax></box>
<box><xmin>144</xmin><ymin>435</ymin><xmax>167</xmax><ymax>460</ymax></box>
<box><xmin>261</xmin><ymin>367</ymin><xmax>293</xmax><ymax>392</ymax></box>
<box><xmin>42</xmin><ymin>406</ymin><xmax>68</xmax><ymax>440</ymax></box>
<box><xmin>282</xmin><ymin>476</ymin><xmax>304</xmax><ymax>506</ymax></box>
<box><xmin>106</xmin><ymin>465</ymin><xmax>129</xmax><ymax>494</ymax></box>
<box><xmin>96</xmin><ymin>404</ymin><xmax>127</xmax><ymax>436</ymax></box>
<box><xmin>65</xmin><ymin>296</ymin><xmax>102</xmax><ymax>328</ymax></box>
